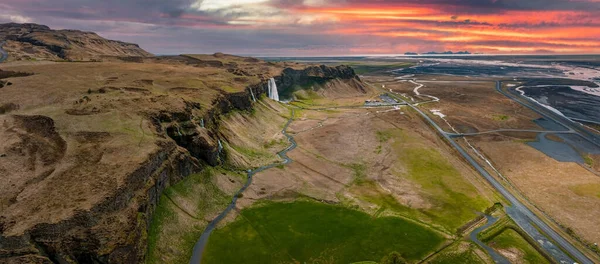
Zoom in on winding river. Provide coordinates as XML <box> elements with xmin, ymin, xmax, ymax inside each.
<box><xmin>189</xmin><ymin>110</ymin><xmax>297</xmax><ymax>264</ymax></box>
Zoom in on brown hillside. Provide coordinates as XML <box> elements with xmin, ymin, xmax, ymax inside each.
<box><xmin>0</xmin><ymin>23</ymin><xmax>153</xmax><ymax>61</ymax></box>
<box><xmin>0</xmin><ymin>49</ymin><xmax>367</xmax><ymax>263</ymax></box>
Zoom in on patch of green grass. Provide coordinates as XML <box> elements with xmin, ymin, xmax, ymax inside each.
<box><xmin>203</xmin><ymin>201</ymin><xmax>445</xmax><ymax>264</ymax></box>
<box><xmin>146</xmin><ymin>168</ymin><xmax>235</xmax><ymax>264</ymax></box>
<box><xmin>401</xmin><ymin>146</ymin><xmax>489</xmax><ymax>228</ymax></box>
<box><xmin>492</xmin><ymin>114</ymin><xmax>510</xmax><ymax>121</ymax></box>
<box><xmin>583</xmin><ymin>155</ymin><xmax>594</xmax><ymax>167</ymax></box>
<box><xmin>346</xmin><ymin>162</ymin><xmax>367</xmax><ymax>184</ymax></box>
<box><xmin>294</xmin><ymin>89</ymin><xmax>321</xmax><ymax>101</ymax></box>
<box><xmin>231</xmin><ymin>145</ymin><xmax>273</xmax><ymax>160</ymax></box>
<box><xmin>429</xmin><ymin>246</ymin><xmax>485</xmax><ymax>264</ymax></box>
<box><xmin>514</xmin><ymin>138</ymin><xmax>536</xmax><ymax>144</ymax></box>
<box><xmin>488</xmin><ymin>229</ymin><xmax>550</xmax><ymax>264</ymax></box>
<box><xmin>376</xmin><ymin>130</ymin><xmax>393</xmax><ymax>142</ymax></box>
<box><xmin>357</xmin><ymin>181</ymin><xmax>412</xmax><ymax>213</ymax></box>
<box><xmin>363</xmin><ymin>129</ymin><xmax>490</xmax><ymax>231</ymax></box>
<box><xmin>263</xmin><ymin>138</ymin><xmax>286</xmax><ymax>149</ymax></box>
<box><xmin>569</xmin><ymin>183</ymin><xmax>600</xmax><ymax>199</ymax></box>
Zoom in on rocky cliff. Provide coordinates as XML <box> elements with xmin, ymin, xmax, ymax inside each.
<box><xmin>0</xmin><ymin>23</ymin><xmax>153</xmax><ymax>61</ymax></box>
<box><xmin>0</xmin><ymin>52</ymin><xmax>365</xmax><ymax>263</ymax></box>
<box><xmin>275</xmin><ymin>65</ymin><xmax>367</xmax><ymax>99</ymax></box>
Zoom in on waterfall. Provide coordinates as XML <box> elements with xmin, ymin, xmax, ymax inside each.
<box><xmin>267</xmin><ymin>78</ymin><xmax>279</xmax><ymax>101</ymax></box>
<box><xmin>217</xmin><ymin>139</ymin><xmax>224</xmax><ymax>163</ymax></box>
<box><xmin>249</xmin><ymin>87</ymin><xmax>257</xmax><ymax>102</ymax></box>
<box><xmin>200</xmin><ymin>118</ymin><xmax>205</xmax><ymax>128</ymax></box>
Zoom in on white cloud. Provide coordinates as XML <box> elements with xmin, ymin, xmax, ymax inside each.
<box><xmin>191</xmin><ymin>0</ymin><xmax>270</xmax><ymax>11</ymax></box>
<box><xmin>189</xmin><ymin>0</ymin><xmax>338</xmax><ymax>26</ymax></box>
<box><xmin>0</xmin><ymin>14</ymin><xmax>32</xmax><ymax>23</ymax></box>
<box><xmin>0</xmin><ymin>5</ymin><xmax>33</xmax><ymax>23</ymax></box>
<box><xmin>303</xmin><ymin>0</ymin><xmax>330</xmax><ymax>7</ymax></box>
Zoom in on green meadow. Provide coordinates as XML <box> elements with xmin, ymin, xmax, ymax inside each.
<box><xmin>488</xmin><ymin>229</ymin><xmax>549</xmax><ymax>264</ymax></box>
<box><xmin>202</xmin><ymin>201</ymin><xmax>445</xmax><ymax>264</ymax></box>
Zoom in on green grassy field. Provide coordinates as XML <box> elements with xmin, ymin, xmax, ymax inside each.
<box><xmin>429</xmin><ymin>247</ymin><xmax>486</xmax><ymax>264</ymax></box>
<box><xmin>400</xmin><ymin>145</ymin><xmax>490</xmax><ymax>229</ymax></box>
<box><xmin>350</xmin><ymin>129</ymin><xmax>490</xmax><ymax>232</ymax></box>
<box><xmin>202</xmin><ymin>201</ymin><xmax>445</xmax><ymax>264</ymax></box>
<box><xmin>488</xmin><ymin>229</ymin><xmax>549</xmax><ymax>264</ymax></box>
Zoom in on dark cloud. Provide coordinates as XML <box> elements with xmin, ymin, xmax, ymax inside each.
<box><xmin>345</xmin><ymin>0</ymin><xmax>600</xmax><ymax>12</ymax></box>
<box><xmin>0</xmin><ymin>0</ymin><xmax>598</xmax><ymax>55</ymax></box>
<box><xmin>3</xmin><ymin>0</ymin><xmax>196</xmax><ymax>21</ymax></box>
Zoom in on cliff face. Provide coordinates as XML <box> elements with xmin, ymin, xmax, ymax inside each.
<box><xmin>0</xmin><ymin>23</ymin><xmax>153</xmax><ymax>61</ymax></box>
<box><xmin>276</xmin><ymin>65</ymin><xmax>367</xmax><ymax>99</ymax></box>
<box><xmin>0</xmin><ymin>52</ymin><xmax>365</xmax><ymax>263</ymax></box>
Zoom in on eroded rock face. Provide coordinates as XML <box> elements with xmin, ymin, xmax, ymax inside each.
<box><xmin>0</xmin><ymin>134</ymin><xmax>198</xmax><ymax>263</ymax></box>
<box><xmin>277</xmin><ymin>65</ymin><xmax>364</xmax><ymax>99</ymax></box>
<box><xmin>0</xmin><ymin>22</ymin><xmax>153</xmax><ymax>61</ymax></box>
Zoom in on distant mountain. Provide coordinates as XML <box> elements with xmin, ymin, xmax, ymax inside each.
<box><xmin>0</xmin><ymin>23</ymin><xmax>153</xmax><ymax>61</ymax></box>
<box><xmin>423</xmin><ymin>51</ymin><xmax>471</xmax><ymax>55</ymax></box>
<box><xmin>404</xmin><ymin>52</ymin><xmax>418</xmax><ymax>55</ymax></box>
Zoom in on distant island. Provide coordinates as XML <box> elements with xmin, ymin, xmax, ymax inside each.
<box><xmin>404</xmin><ymin>51</ymin><xmax>471</xmax><ymax>55</ymax></box>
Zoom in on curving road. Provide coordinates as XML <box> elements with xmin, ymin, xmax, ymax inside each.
<box><xmin>0</xmin><ymin>41</ymin><xmax>7</xmax><ymax>63</ymax></box>
<box><xmin>469</xmin><ymin>215</ymin><xmax>510</xmax><ymax>264</ymax></box>
<box><xmin>189</xmin><ymin>111</ymin><xmax>297</xmax><ymax>264</ymax></box>
<box><xmin>386</xmin><ymin>83</ymin><xmax>592</xmax><ymax>264</ymax></box>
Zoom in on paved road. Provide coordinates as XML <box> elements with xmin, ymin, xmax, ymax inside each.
<box><xmin>447</xmin><ymin>128</ymin><xmax>576</xmax><ymax>138</ymax></box>
<box><xmin>189</xmin><ymin>112</ymin><xmax>297</xmax><ymax>264</ymax></box>
<box><xmin>0</xmin><ymin>41</ymin><xmax>7</xmax><ymax>63</ymax></box>
<box><xmin>470</xmin><ymin>215</ymin><xmax>510</xmax><ymax>264</ymax></box>
<box><xmin>498</xmin><ymin>81</ymin><xmax>600</xmax><ymax>149</ymax></box>
<box><xmin>388</xmin><ymin>89</ymin><xmax>591</xmax><ymax>264</ymax></box>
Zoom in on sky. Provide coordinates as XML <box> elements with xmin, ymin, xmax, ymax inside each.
<box><xmin>1</xmin><ymin>0</ymin><xmax>599</xmax><ymax>56</ymax></box>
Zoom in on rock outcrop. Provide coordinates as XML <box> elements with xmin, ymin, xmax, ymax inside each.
<box><xmin>276</xmin><ymin>65</ymin><xmax>367</xmax><ymax>99</ymax></box>
<box><xmin>0</xmin><ymin>23</ymin><xmax>153</xmax><ymax>61</ymax></box>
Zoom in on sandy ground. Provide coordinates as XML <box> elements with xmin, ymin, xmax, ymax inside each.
<box><xmin>475</xmin><ymin>139</ymin><xmax>600</xmax><ymax>244</ymax></box>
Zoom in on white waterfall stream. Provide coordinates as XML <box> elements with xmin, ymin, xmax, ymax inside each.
<box><xmin>249</xmin><ymin>87</ymin><xmax>257</xmax><ymax>102</ymax></box>
<box><xmin>267</xmin><ymin>78</ymin><xmax>279</xmax><ymax>101</ymax></box>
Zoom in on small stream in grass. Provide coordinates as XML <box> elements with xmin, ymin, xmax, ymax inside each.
<box><xmin>189</xmin><ymin>110</ymin><xmax>297</xmax><ymax>264</ymax></box>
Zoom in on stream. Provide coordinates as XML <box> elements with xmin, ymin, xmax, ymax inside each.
<box><xmin>189</xmin><ymin>110</ymin><xmax>297</xmax><ymax>264</ymax></box>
